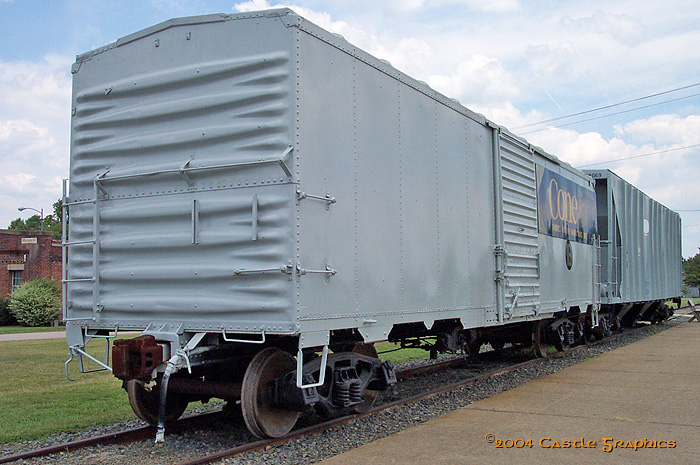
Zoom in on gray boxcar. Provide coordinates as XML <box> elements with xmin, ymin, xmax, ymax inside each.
<box><xmin>585</xmin><ymin>169</ymin><xmax>681</xmax><ymax>325</ymax></box>
<box><xmin>64</xmin><ymin>9</ymin><xmax>605</xmax><ymax>439</ymax></box>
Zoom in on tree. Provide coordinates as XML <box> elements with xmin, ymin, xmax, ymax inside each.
<box><xmin>682</xmin><ymin>253</ymin><xmax>700</xmax><ymax>289</ymax></box>
<box><xmin>53</xmin><ymin>199</ymin><xmax>63</xmax><ymax>223</ymax></box>
<box><xmin>7</xmin><ymin>199</ymin><xmax>63</xmax><ymax>239</ymax></box>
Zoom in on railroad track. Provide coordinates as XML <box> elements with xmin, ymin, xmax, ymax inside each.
<box><xmin>2</xmin><ymin>314</ymin><xmax>690</xmax><ymax>465</ymax></box>
<box><xmin>174</xmin><ymin>354</ymin><xmax>554</xmax><ymax>465</ymax></box>
<box><xmin>174</xmin><ymin>315</ymin><xmax>694</xmax><ymax>465</ymax></box>
<box><xmin>0</xmin><ymin>350</ymin><xmax>508</xmax><ymax>465</ymax></box>
<box><xmin>0</xmin><ymin>354</ymin><xmax>471</xmax><ymax>465</ymax></box>
<box><xmin>0</xmin><ymin>412</ymin><xmax>227</xmax><ymax>464</ymax></box>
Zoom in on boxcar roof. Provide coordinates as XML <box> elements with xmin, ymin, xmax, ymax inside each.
<box><xmin>74</xmin><ymin>7</ymin><xmax>583</xmax><ymax>182</ymax></box>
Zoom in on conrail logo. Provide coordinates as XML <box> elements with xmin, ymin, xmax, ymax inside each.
<box><xmin>565</xmin><ymin>240</ymin><xmax>573</xmax><ymax>270</ymax></box>
<box><xmin>547</xmin><ymin>178</ymin><xmax>579</xmax><ymax>226</ymax></box>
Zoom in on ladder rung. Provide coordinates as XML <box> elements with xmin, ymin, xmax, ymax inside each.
<box><xmin>65</xmin><ymin>199</ymin><xmax>95</xmax><ymax>206</ymax></box>
<box><xmin>63</xmin><ymin>240</ymin><xmax>96</xmax><ymax>246</ymax></box>
<box><xmin>63</xmin><ymin>278</ymin><xmax>95</xmax><ymax>283</ymax></box>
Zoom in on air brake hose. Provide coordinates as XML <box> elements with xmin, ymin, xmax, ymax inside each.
<box><xmin>155</xmin><ymin>353</ymin><xmax>183</xmax><ymax>443</ymax></box>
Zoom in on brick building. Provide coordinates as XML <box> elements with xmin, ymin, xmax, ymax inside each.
<box><xmin>0</xmin><ymin>229</ymin><xmax>62</xmax><ymax>298</ymax></box>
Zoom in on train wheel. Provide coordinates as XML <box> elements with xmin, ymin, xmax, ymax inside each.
<box><xmin>241</xmin><ymin>347</ymin><xmax>300</xmax><ymax>439</ymax></box>
<box><xmin>126</xmin><ymin>379</ymin><xmax>188</xmax><ymax>426</ymax></box>
<box><xmin>584</xmin><ymin>330</ymin><xmax>596</xmax><ymax>345</ymax></box>
<box><xmin>351</xmin><ymin>343</ymin><xmax>379</xmax><ymax>414</ymax></box>
<box><xmin>465</xmin><ymin>341</ymin><xmax>482</xmax><ymax>358</ymax></box>
<box><xmin>532</xmin><ymin>320</ymin><xmax>550</xmax><ymax>358</ymax></box>
<box><xmin>600</xmin><ymin>315</ymin><xmax>613</xmax><ymax>338</ymax></box>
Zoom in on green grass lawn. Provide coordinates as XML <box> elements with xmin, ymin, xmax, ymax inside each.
<box><xmin>0</xmin><ymin>336</ymin><xmax>431</xmax><ymax>445</ymax></box>
<box><xmin>666</xmin><ymin>298</ymin><xmax>694</xmax><ymax>309</ymax></box>
<box><xmin>0</xmin><ymin>326</ymin><xmax>66</xmax><ymax>335</ymax></box>
<box><xmin>376</xmin><ymin>341</ymin><xmax>431</xmax><ymax>364</ymax></box>
<box><xmin>0</xmin><ymin>337</ymin><xmax>135</xmax><ymax>444</ymax></box>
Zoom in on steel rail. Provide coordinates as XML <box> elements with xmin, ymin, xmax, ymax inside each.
<box><xmin>0</xmin><ymin>411</ymin><xmax>224</xmax><ymax>464</ymax></box>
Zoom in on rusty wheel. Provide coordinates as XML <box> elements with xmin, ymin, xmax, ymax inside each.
<box><xmin>532</xmin><ymin>320</ymin><xmax>551</xmax><ymax>358</ymax></box>
<box><xmin>126</xmin><ymin>379</ymin><xmax>188</xmax><ymax>426</ymax></box>
<box><xmin>465</xmin><ymin>341</ymin><xmax>482</xmax><ymax>358</ymax></box>
<box><xmin>350</xmin><ymin>343</ymin><xmax>379</xmax><ymax>414</ymax></box>
<box><xmin>241</xmin><ymin>347</ymin><xmax>300</xmax><ymax>439</ymax></box>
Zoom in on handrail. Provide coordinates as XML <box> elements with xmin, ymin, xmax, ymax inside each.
<box><xmin>62</xmin><ymin>179</ymin><xmax>68</xmax><ymax>321</ymax></box>
<box><xmin>296</xmin><ymin>345</ymin><xmax>328</xmax><ymax>389</ymax></box>
<box><xmin>221</xmin><ymin>329</ymin><xmax>266</xmax><ymax>344</ymax></box>
<box><xmin>94</xmin><ymin>146</ymin><xmax>294</xmax><ymax>185</ymax></box>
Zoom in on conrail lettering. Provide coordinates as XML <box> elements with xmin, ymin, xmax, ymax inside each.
<box><xmin>536</xmin><ymin>165</ymin><xmax>597</xmax><ymax>245</ymax></box>
<box><xmin>547</xmin><ymin>178</ymin><xmax>579</xmax><ymax>225</ymax></box>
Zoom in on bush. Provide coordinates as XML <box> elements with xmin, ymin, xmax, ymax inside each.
<box><xmin>8</xmin><ymin>279</ymin><xmax>61</xmax><ymax>327</ymax></box>
<box><xmin>0</xmin><ymin>296</ymin><xmax>18</xmax><ymax>326</ymax></box>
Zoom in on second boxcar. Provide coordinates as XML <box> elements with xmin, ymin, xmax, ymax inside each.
<box><xmin>586</xmin><ymin>169</ymin><xmax>681</xmax><ymax>328</ymax></box>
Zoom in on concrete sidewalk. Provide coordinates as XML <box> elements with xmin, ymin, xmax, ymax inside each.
<box><xmin>0</xmin><ymin>330</ymin><xmax>141</xmax><ymax>342</ymax></box>
<box><xmin>0</xmin><ymin>330</ymin><xmax>67</xmax><ymax>342</ymax></box>
<box><xmin>317</xmin><ymin>321</ymin><xmax>700</xmax><ymax>465</ymax></box>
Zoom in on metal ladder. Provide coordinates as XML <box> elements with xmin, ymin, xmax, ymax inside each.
<box><xmin>62</xmin><ymin>177</ymin><xmax>113</xmax><ymax>378</ymax></box>
<box><xmin>591</xmin><ymin>235</ymin><xmax>602</xmax><ymax>327</ymax></box>
<box><xmin>61</xmin><ymin>176</ymin><xmax>104</xmax><ymax>322</ymax></box>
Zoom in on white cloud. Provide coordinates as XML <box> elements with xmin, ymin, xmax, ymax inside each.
<box><xmin>0</xmin><ymin>119</ymin><xmax>48</xmax><ymax>142</ymax></box>
<box><xmin>462</xmin><ymin>0</ymin><xmax>520</xmax><ymax>13</ymax></box>
<box><xmin>0</xmin><ymin>55</ymin><xmax>72</xmax><ymax>127</ymax></box>
<box><xmin>149</xmin><ymin>0</ymin><xmax>190</xmax><ymax>9</ymax></box>
<box><xmin>0</xmin><ymin>119</ymin><xmax>58</xmax><ymax>169</ymax></box>
<box><xmin>0</xmin><ymin>173</ymin><xmax>37</xmax><ymax>193</ymax></box>
<box><xmin>235</xmin><ymin>0</ymin><xmax>520</xmax><ymax>15</ymax></box>
<box><xmin>428</xmin><ymin>54</ymin><xmax>519</xmax><ymax>105</ymax></box>
<box><xmin>615</xmin><ymin>114</ymin><xmax>700</xmax><ymax>146</ymax></box>
<box><xmin>560</xmin><ymin>10</ymin><xmax>646</xmax><ymax>46</ymax></box>
<box><xmin>525</xmin><ymin>42</ymin><xmax>577</xmax><ymax>81</ymax></box>
<box><xmin>468</xmin><ymin>102</ymin><xmax>546</xmax><ymax>130</ymax></box>
<box><xmin>523</xmin><ymin>127</ymin><xmax>640</xmax><ymax>170</ymax></box>
<box><xmin>386</xmin><ymin>0</ymin><xmax>425</xmax><ymax>12</ymax></box>
<box><xmin>0</xmin><ymin>56</ymin><xmax>71</xmax><ymax>228</ymax></box>
<box><xmin>233</xmin><ymin>1</ymin><xmax>376</xmax><ymax>55</ymax></box>
<box><xmin>386</xmin><ymin>0</ymin><xmax>520</xmax><ymax>13</ymax></box>
<box><xmin>233</xmin><ymin>0</ymin><xmax>272</xmax><ymax>12</ymax></box>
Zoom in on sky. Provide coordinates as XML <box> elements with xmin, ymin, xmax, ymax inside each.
<box><xmin>1</xmin><ymin>0</ymin><xmax>699</xmax><ymax>257</ymax></box>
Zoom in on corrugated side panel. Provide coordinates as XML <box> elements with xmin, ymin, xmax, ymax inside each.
<box><xmin>609</xmin><ymin>173</ymin><xmax>682</xmax><ymax>302</ymax></box>
<box><xmin>499</xmin><ymin>135</ymin><xmax>540</xmax><ymax>317</ymax></box>
<box><xmin>67</xmin><ymin>19</ymin><xmax>298</xmax><ymax>333</ymax></box>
